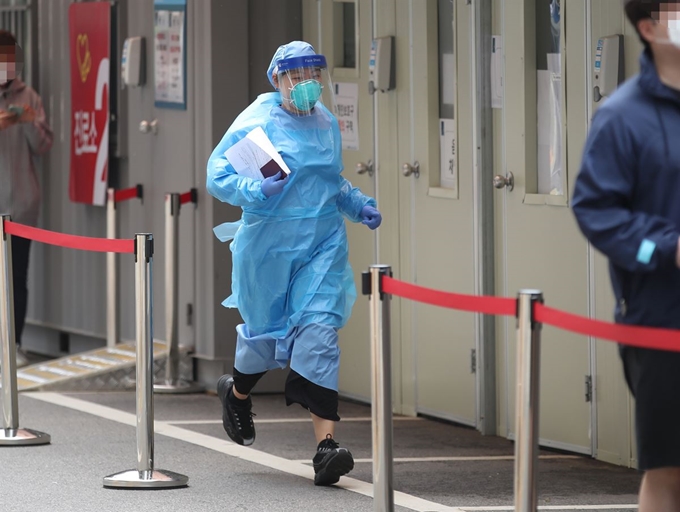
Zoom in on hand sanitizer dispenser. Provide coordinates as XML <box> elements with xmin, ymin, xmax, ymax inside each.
<box><xmin>593</xmin><ymin>35</ymin><xmax>624</xmax><ymax>102</ymax></box>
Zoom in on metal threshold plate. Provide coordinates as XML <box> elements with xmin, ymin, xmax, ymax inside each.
<box><xmin>0</xmin><ymin>428</ymin><xmax>51</xmax><ymax>446</ymax></box>
<box><xmin>103</xmin><ymin>469</ymin><xmax>188</xmax><ymax>489</ymax></box>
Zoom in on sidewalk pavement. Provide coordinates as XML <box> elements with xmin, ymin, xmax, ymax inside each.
<box><xmin>0</xmin><ymin>390</ymin><xmax>641</xmax><ymax>512</ymax></box>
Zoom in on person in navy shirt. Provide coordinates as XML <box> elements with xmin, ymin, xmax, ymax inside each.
<box><xmin>572</xmin><ymin>2</ymin><xmax>680</xmax><ymax>510</ymax></box>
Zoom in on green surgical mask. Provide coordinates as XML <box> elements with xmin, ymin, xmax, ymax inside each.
<box><xmin>289</xmin><ymin>79</ymin><xmax>322</xmax><ymax>111</ymax></box>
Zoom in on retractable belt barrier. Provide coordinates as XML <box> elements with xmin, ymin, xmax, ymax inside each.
<box><xmin>113</xmin><ymin>184</ymin><xmax>144</xmax><ymax>204</ymax></box>
<box><xmin>6</xmin><ymin>221</ymin><xmax>134</xmax><ymax>253</ymax></box>
<box><xmin>153</xmin><ymin>189</ymin><xmax>203</xmax><ymax>395</ymax></box>
<box><xmin>0</xmin><ymin>215</ymin><xmax>188</xmax><ymax>490</ymax></box>
<box><xmin>383</xmin><ymin>275</ymin><xmax>680</xmax><ymax>352</ymax></box>
<box><xmin>107</xmin><ymin>185</ymin><xmax>143</xmax><ymax>349</ymax></box>
<box><xmin>364</xmin><ymin>265</ymin><xmax>680</xmax><ymax>512</ymax></box>
<box><xmin>179</xmin><ymin>188</ymin><xmax>198</xmax><ymax>206</ymax></box>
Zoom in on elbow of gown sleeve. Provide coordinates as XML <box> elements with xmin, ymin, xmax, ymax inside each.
<box><xmin>206</xmin><ymin>160</ymin><xmax>267</xmax><ymax>207</ymax></box>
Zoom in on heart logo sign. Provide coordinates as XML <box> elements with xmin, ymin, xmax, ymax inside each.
<box><xmin>76</xmin><ymin>33</ymin><xmax>92</xmax><ymax>83</ymax></box>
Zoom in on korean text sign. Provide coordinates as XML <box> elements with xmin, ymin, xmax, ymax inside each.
<box><xmin>154</xmin><ymin>0</ymin><xmax>187</xmax><ymax>109</ymax></box>
<box><xmin>68</xmin><ymin>2</ymin><xmax>110</xmax><ymax>205</ymax></box>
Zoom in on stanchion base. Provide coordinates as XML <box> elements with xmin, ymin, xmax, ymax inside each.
<box><xmin>153</xmin><ymin>379</ymin><xmax>204</xmax><ymax>394</ymax></box>
<box><xmin>103</xmin><ymin>469</ymin><xmax>188</xmax><ymax>489</ymax></box>
<box><xmin>0</xmin><ymin>428</ymin><xmax>51</xmax><ymax>446</ymax></box>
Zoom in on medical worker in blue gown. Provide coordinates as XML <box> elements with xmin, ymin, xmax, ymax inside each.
<box><xmin>206</xmin><ymin>41</ymin><xmax>382</xmax><ymax>486</ymax></box>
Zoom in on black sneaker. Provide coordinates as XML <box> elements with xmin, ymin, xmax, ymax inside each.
<box><xmin>312</xmin><ymin>434</ymin><xmax>354</xmax><ymax>486</ymax></box>
<box><xmin>216</xmin><ymin>374</ymin><xmax>256</xmax><ymax>446</ymax></box>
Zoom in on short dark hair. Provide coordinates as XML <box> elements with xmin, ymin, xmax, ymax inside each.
<box><xmin>624</xmin><ymin>0</ymin><xmax>665</xmax><ymax>47</ymax></box>
<box><xmin>0</xmin><ymin>30</ymin><xmax>17</xmax><ymax>47</ymax></box>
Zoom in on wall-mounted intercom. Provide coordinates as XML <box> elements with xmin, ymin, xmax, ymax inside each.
<box><xmin>369</xmin><ymin>36</ymin><xmax>395</xmax><ymax>94</ymax></box>
<box><xmin>593</xmin><ymin>34</ymin><xmax>624</xmax><ymax>102</ymax></box>
<box><xmin>121</xmin><ymin>36</ymin><xmax>146</xmax><ymax>87</ymax></box>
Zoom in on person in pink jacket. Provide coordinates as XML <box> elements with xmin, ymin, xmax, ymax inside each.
<box><xmin>0</xmin><ymin>30</ymin><xmax>53</xmax><ymax>367</ymax></box>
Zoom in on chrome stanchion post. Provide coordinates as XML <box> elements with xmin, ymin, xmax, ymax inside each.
<box><xmin>514</xmin><ymin>289</ymin><xmax>543</xmax><ymax>512</ymax></box>
<box><xmin>106</xmin><ymin>188</ymin><xmax>118</xmax><ymax>348</ymax></box>
<box><xmin>164</xmin><ymin>193</ymin><xmax>180</xmax><ymax>386</ymax></box>
<box><xmin>154</xmin><ymin>193</ymin><xmax>203</xmax><ymax>394</ymax></box>
<box><xmin>363</xmin><ymin>264</ymin><xmax>394</xmax><ymax>512</ymax></box>
<box><xmin>0</xmin><ymin>215</ymin><xmax>50</xmax><ymax>446</ymax></box>
<box><xmin>104</xmin><ymin>234</ymin><xmax>188</xmax><ymax>489</ymax></box>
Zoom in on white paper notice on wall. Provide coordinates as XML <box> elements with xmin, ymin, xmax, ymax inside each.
<box><xmin>491</xmin><ymin>35</ymin><xmax>503</xmax><ymax>109</ymax></box>
<box><xmin>440</xmin><ymin>118</ymin><xmax>458</xmax><ymax>194</ymax></box>
<box><xmin>334</xmin><ymin>82</ymin><xmax>360</xmax><ymax>151</ymax></box>
<box><xmin>154</xmin><ymin>8</ymin><xmax>186</xmax><ymax>108</ymax></box>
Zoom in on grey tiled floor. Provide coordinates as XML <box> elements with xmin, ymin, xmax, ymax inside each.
<box><xmin>0</xmin><ymin>391</ymin><xmax>641</xmax><ymax>512</ymax></box>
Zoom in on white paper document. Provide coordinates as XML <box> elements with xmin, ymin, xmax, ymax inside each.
<box><xmin>224</xmin><ymin>127</ymin><xmax>291</xmax><ymax>180</ymax></box>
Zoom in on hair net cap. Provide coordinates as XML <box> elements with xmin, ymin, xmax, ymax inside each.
<box><xmin>267</xmin><ymin>41</ymin><xmax>318</xmax><ymax>89</ymax></box>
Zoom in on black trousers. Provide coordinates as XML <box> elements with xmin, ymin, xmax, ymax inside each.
<box><xmin>11</xmin><ymin>237</ymin><xmax>31</xmax><ymax>347</ymax></box>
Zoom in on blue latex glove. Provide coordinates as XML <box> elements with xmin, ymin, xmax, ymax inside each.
<box><xmin>261</xmin><ymin>172</ymin><xmax>289</xmax><ymax>198</ymax></box>
<box><xmin>361</xmin><ymin>205</ymin><xmax>382</xmax><ymax>230</ymax></box>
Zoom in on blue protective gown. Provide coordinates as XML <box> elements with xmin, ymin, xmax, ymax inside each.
<box><xmin>206</xmin><ymin>92</ymin><xmax>376</xmax><ymax>391</ymax></box>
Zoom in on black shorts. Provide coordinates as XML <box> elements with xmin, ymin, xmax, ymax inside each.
<box><xmin>233</xmin><ymin>367</ymin><xmax>340</xmax><ymax>422</ymax></box>
<box><xmin>285</xmin><ymin>369</ymin><xmax>340</xmax><ymax>422</ymax></box>
<box><xmin>621</xmin><ymin>345</ymin><xmax>680</xmax><ymax>471</ymax></box>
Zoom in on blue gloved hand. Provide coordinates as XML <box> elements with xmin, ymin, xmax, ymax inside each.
<box><xmin>361</xmin><ymin>205</ymin><xmax>382</xmax><ymax>230</ymax></box>
<box><xmin>261</xmin><ymin>171</ymin><xmax>289</xmax><ymax>198</ymax></box>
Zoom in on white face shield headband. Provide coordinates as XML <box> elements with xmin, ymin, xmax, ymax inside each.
<box><xmin>275</xmin><ymin>54</ymin><xmax>336</xmax><ymax>116</ymax></box>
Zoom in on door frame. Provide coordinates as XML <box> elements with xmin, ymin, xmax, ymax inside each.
<box><xmin>470</xmin><ymin>0</ymin><xmax>497</xmax><ymax>436</ymax></box>
<box><xmin>396</xmin><ymin>0</ymin><xmax>496</xmax><ymax>430</ymax></box>
<box><xmin>585</xmin><ymin>0</ymin><xmax>598</xmax><ymax>459</ymax></box>
<box><xmin>496</xmin><ymin>0</ymin><xmax>595</xmax><ymax>455</ymax></box>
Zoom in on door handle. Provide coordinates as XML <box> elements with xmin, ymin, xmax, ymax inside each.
<box><xmin>139</xmin><ymin>119</ymin><xmax>159</xmax><ymax>135</ymax></box>
<box><xmin>402</xmin><ymin>161</ymin><xmax>420</xmax><ymax>178</ymax></box>
<box><xmin>493</xmin><ymin>172</ymin><xmax>514</xmax><ymax>191</ymax></box>
<box><xmin>356</xmin><ymin>160</ymin><xmax>374</xmax><ymax>177</ymax></box>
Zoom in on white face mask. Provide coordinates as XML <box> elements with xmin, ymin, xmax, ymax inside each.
<box><xmin>0</xmin><ymin>65</ymin><xmax>17</xmax><ymax>87</ymax></box>
<box><xmin>669</xmin><ymin>19</ymin><xmax>680</xmax><ymax>48</ymax></box>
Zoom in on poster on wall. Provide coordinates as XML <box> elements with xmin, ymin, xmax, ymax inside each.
<box><xmin>68</xmin><ymin>1</ymin><xmax>111</xmax><ymax>206</ymax></box>
<box><xmin>438</xmin><ymin>0</ymin><xmax>458</xmax><ymax>196</ymax></box>
<box><xmin>333</xmin><ymin>82</ymin><xmax>359</xmax><ymax>151</ymax></box>
<box><xmin>154</xmin><ymin>0</ymin><xmax>187</xmax><ymax>109</ymax></box>
<box><xmin>439</xmin><ymin>119</ymin><xmax>458</xmax><ymax>194</ymax></box>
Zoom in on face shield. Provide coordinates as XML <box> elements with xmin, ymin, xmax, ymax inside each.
<box><xmin>275</xmin><ymin>55</ymin><xmax>336</xmax><ymax>116</ymax></box>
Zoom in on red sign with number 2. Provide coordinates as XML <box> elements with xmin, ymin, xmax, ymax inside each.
<box><xmin>68</xmin><ymin>2</ymin><xmax>110</xmax><ymax>206</ymax></box>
